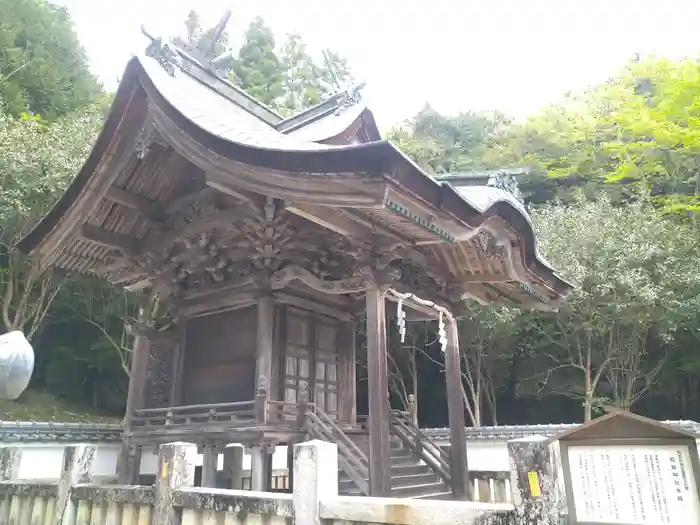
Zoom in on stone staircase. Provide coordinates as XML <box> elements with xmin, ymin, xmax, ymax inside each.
<box><xmin>338</xmin><ymin>437</ymin><xmax>453</xmax><ymax>499</ymax></box>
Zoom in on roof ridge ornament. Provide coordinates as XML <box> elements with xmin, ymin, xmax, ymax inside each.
<box><xmin>141</xmin><ymin>8</ymin><xmax>233</xmax><ymax>79</ymax></box>
<box><xmin>487</xmin><ymin>171</ymin><xmax>523</xmax><ymax>202</ymax></box>
<box><xmin>322</xmin><ymin>49</ymin><xmax>364</xmax><ymax>111</ymax></box>
<box><xmin>141</xmin><ymin>25</ymin><xmax>181</xmax><ymax>77</ymax></box>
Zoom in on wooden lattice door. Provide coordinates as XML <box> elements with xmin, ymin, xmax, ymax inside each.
<box><xmin>313</xmin><ymin>318</ymin><xmax>339</xmax><ymax>418</ymax></box>
<box><xmin>282</xmin><ymin>307</ymin><xmax>340</xmax><ymax>420</ymax></box>
<box><xmin>283</xmin><ymin>308</ymin><xmax>312</xmax><ymax>412</ymax></box>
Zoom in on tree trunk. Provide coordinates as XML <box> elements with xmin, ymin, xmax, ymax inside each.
<box><xmin>583</xmin><ymin>356</ymin><xmax>592</xmax><ymax>422</ymax></box>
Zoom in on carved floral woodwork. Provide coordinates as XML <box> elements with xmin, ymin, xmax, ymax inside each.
<box><xmin>99</xmin><ymin>189</ymin><xmax>456</xmax><ymax>301</ymax></box>
<box><xmin>474</xmin><ymin>230</ymin><xmax>506</xmax><ymax>261</ymax></box>
<box><xmin>143</xmin><ymin>336</ymin><xmax>176</xmax><ymax>409</ymax></box>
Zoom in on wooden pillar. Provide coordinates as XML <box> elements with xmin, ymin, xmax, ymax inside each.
<box><xmin>286</xmin><ymin>443</ymin><xmax>295</xmax><ymax>491</ymax></box>
<box><xmin>119</xmin><ymin>307</ymin><xmax>150</xmax><ymax>485</ymax></box>
<box><xmin>444</xmin><ymin>317</ymin><xmax>470</xmax><ymax>500</ymax></box>
<box><xmin>347</xmin><ymin>321</ymin><xmax>357</xmax><ymax>425</ymax></box>
<box><xmin>339</xmin><ymin>320</ymin><xmax>357</xmax><ymax>425</ymax></box>
<box><xmin>365</xmin><ymin>285</ymin><xmax>391</xmax><ymax>497</ymax></box>
<box><xmin>201</xmin><ymin>444</ymin><xmax>218</xmax><ymax>488</ymax></box>
<box><xmin>256</xmin><ymin>297</ymin><xmax>275</xmax><ymax>401</ymax></box>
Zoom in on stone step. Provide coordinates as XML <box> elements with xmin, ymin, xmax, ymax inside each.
<box><xmin>413</xmin><ymin>491</ymin><xmax>454</xmax><ymax>500</ymax></box>
<box><xmin>391</xmin><ymin>481</ymin><xmax>449</xmax><ymax>498</ymax></box>
<box><xmin>391</xmin><ymin>472</ymin><xmax>440</xmax><ymax>488</ymax></box>
<box><xmin>338</xmin><ymin>462</ymin><xmax>428</xmax><ymax>482</ymax></box>
<box><xmin>389</xmin><ymin>455</ymin><xmax>420</xmax><ymax>467</ymax></box>
<box><xmin>390</xmin><ymin>447</ymin><xmax>412</xmax><ymax>458</ymax></box>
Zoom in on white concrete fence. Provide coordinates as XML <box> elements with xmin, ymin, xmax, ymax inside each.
<box><xmin>0</xmin><ymin>441</ymin><xmax>515</xmax><ymax>525</ymax></box>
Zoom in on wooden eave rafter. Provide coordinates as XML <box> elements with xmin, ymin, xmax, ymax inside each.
<box><xmin>17</xmin><ymin>55</ymin><xmax>573</xmax><ymax>308</ymax></box>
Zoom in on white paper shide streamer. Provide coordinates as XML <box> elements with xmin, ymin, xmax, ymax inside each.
<box><xmin>438</xmin><ymin>311</ymin><xmax>447</xmax><ymax>352</ymax></box>
<box><xmin>396</xmin><ymin>299</ymin><xmax>406</xmax><ymax>343</ymax></box>
<box><xmin>0</xmin><ymin>331</ymin><xmax>34</xmax><ymax>399</ymax></box>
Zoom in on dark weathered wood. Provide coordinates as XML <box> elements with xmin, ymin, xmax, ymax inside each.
<box><xmin>365</xmin><ymin>285</ymin><xmax>391</xmax><ymax>497</ymax></box>
<box><xmin>444</xmin><ymin>317</ymin><xmax>470</xmax><ymax>500</ymax></box>
<box><xmin>255</xmin><ymin>376</ymin><xmax>268</xmax><ymax>424</ymax></box>
<box><xmin>249</xmin><ymin>445</ymin><xmax>271</xmax><ymax>491</ymax></box>
<box><xmin>334</xmin><ymin>320</ymin><xmax>355</xmax><ymax>425</ymax></box>
<box><xmin>181</xmin><ymin>307</ymin><xmax>256</xmax><ymax>405</ymax></box>
<box><xmin>104</xmin><ymin>186</ymin><xmax>163</xmax><ymax>221</ymax></box>
<box><xmin>272</xmin><ymin>292</ymin><xmax>353</xmax><ymax>321</ymax></box>
<box><xmin>270</xmin><ymin>264</ymin><xmax>374</xmax><ymax>295</ymax></box>
<box><xmin>79</xmin><ymin>224</ymin><xmax>141</xmax><ymax>256</ymax></box>
<box><xmin>256</xmin><ymin>296</ymin><xmax>275</xmax><ymax>400</ymax></box>
<box><xmin>305</xmin><ymin>402</ymin><xmax>370</xmax><ymax>496</ymax></box>
<box><xmin>124</xmin><ymin>307</ymin><xmax>151</xmax><ymax>430</ymax></box>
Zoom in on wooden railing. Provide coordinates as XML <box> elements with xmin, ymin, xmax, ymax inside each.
<box><xmin>390</xmin><ymin>410</ymin><xmax>453</xmax><ymax>488</ymax></box>
<box><xmin>132</xmin><ymin>400</ymin><xmax>258</xmax><ymax>428</ymax></box>
<box><xmin>132</xmin><ymin>377</ymin><xmax>272</xmax><ymax>430</ymax></box>
<box><xmin>303</xmin><ymin>401</ymin><xmax>370</xmax><ymax>496</ymax></box>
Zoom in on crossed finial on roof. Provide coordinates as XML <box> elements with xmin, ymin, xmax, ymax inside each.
<box><xmin>141</xmin><ymin>7</ymin><xmax>234</xmax><ymax>77</ymax></box>
<box><xmin>322</xmin><ymin>49</ymin><xmax>364</xmax><ymax>108</ymax></box>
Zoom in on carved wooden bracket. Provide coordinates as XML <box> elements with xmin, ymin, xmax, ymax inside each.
<box><xmin>270</xmin><ymin>264</ymin><xmax>375</xmax><ymax>295</ymax></box>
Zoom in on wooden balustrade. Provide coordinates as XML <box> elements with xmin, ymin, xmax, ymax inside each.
<box><xmin>390</xmin><ymin>410</ymin><xmax>453</xmax><ymax>487</ymax></box>
<box><xmin>131</xmin><ymin>400</ymin><xmax>258</xmax><ymax>429</ymax></box>
<box><xmin>303</xmin><ymin>401</ymin><xmax>370</xmax><ymax>496</ymax></box>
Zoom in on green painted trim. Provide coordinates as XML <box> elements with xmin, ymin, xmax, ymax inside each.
<box><xmin>519</xmin><ymin>282</ymin><xmax>551</xmax><ymax>304</ymax></box>
<box><xmin>384</xmin><ymin>200</ymin><xmax>456</xmax><ymax>243</ymax></box>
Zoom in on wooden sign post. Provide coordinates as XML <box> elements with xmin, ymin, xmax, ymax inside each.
<box><xmin>551</xmin><ymin>409</ymin><xmax>700</xmax><ymax>525</ymax></box>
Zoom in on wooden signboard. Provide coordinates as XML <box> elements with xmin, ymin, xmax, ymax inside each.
<box><xmin>567</xmin><ymin>444</ymin><xmax>700</xmax><ymax>524</ymax></box>
<box><xmin>552</xmin><ymin>409</ymin><xmax>700</xmax><ymax>525</ymax></box>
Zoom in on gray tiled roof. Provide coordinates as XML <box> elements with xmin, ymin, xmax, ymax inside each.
<box><xmin>141</xmin><ymin>56</ymin><xmax>333</xmax><ymax>152</ymax></box>
<box><xmin>423</xmin><ymin>421</ymin><xmax>700</xmax><ymax>441</ymax></box>
<box><xmin>286</xmin><ymin>104</ymin><xmax>368</xmax><ymax>142</ymax></box>
<box><xmin>0</xmin><ymin>422</ymin><xmax>122</xmax><ymax>443</ymax></box>
<box><xmin>3</xmin><ymin>420</ymin><xmax>699</xmax><ymax>444</ymax></box>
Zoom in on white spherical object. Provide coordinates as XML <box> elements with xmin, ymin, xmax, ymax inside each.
<box><xmin>0</xmin><ymin>331</ymin><xmax>34</xmax><ymax>400</ymax></box>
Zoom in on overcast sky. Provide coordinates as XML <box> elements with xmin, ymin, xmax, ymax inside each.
<box><xmin>56</xmin><ymin>0</ymin><xmax>700</xmax><ymax>130</ymax></box>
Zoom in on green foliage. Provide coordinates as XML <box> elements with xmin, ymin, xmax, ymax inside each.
<box><xmin>0</xmin><ymin>100</ymin><xmax>108</xmax><ymax>243</ymax></box>
<box><xmin>278</xmin><ymin>35</ymin><xmax>352</xmax><ymax>115</ymax></box>
<box><xmin>525</xmin><ymin>194</ymin><xmax>700</xmax><ymax>415</ymax></box>
<box><xmin>181</xmin><ymin>12</ymin><xmax>353</xmax><ymax>116</ymax></box>
<box><xmin>387</xmin><ymin>104</ymin><xmax>509</xmax><ymax>174</ymax></box>
<box><xmin>0</xmin><ymin>0</ymin><xmax>102</xmax><ymax>118</ymax></box>
<box><xmin>230</xmin><ymin>17</ymin><xmax>285</xmax><ymax>108</ymax></box>
<box><xmin>389</xmin><ymin>55</ymin><xmax>700</xmax><ymax>422</ymax></box>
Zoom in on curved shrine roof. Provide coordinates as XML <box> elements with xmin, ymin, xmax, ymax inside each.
<box><xmin>18</xmin><ymin>51</ymin><xmax>573</xmax><ymax>311</ymax></box>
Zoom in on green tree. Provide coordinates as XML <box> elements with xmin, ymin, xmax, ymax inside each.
<box><xmin>523</xmin><ymin>193</ymin><xmax>700</xmax><ymax>421</ymax></box>
<box><xmin>388</xmin><ymin>105</ymin><xmax>510</xmax><ymax>174</ymax></box>
<box><xmin>0</xmin><ymin>100</ymin><xmax>108</xmax><ymax>337</ymax></box>
<box><xmin>175</xmin><ymin>9</ymin><xmax>229</xmax><ymax>60</ymax></box>
<box><xmin>230</xmin><ymin>16</ymin><xmax>285</xmax><ymax>107</ymax></box>
<box><xmin>0</xmin><ymin>0</ymin><xmax>102</xmax><ymax>118</ymax></box>
<box><xmin>278</xmin><ymin>35</ymin><xmax>353</xmax><ymax>115</ymax></box>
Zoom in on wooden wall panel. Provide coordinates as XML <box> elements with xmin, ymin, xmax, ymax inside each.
<box><xmin>180</xmin><ymin>306</ymin><xmax>257</xmax><ymax>405</ymax></box>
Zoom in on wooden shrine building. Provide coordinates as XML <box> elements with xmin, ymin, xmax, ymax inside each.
<box><xmin>18</xmin><ymin>37</ymin><xmax>573</xmax><ymax>500</ymax></box>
